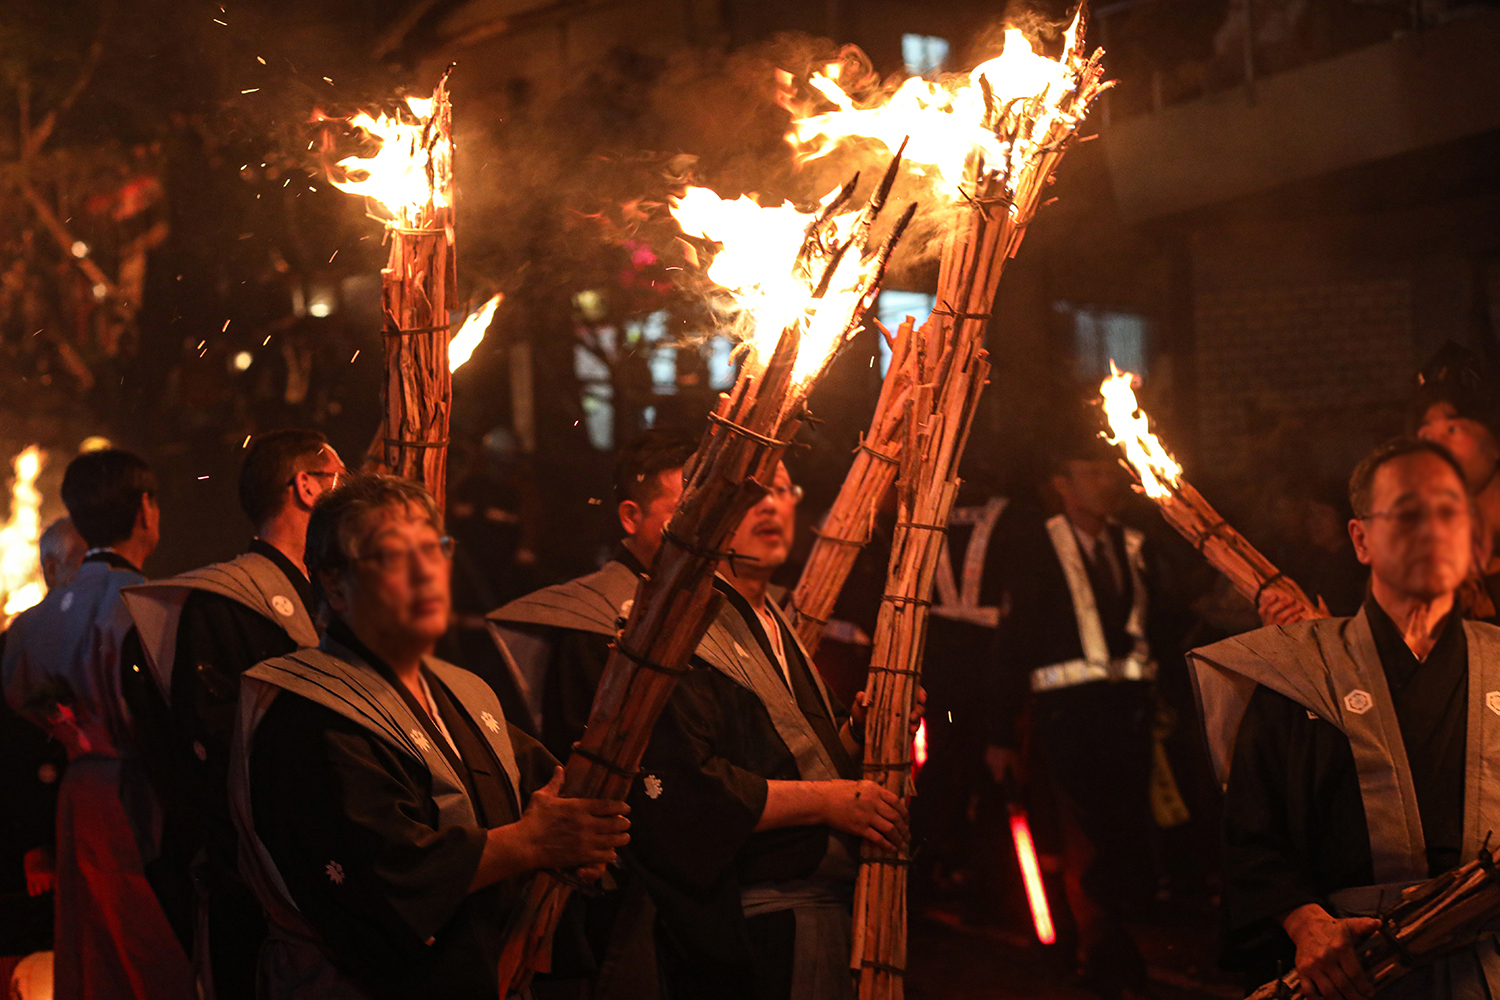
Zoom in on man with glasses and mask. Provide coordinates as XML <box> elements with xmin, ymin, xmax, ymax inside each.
<box><xmin>1193</xmin><ymin>438</ymin><xmax>1500</xmax><ymax>1000</ymax></box>
<box><xmin>231</xmin><ymin>475</ymin><xmax>630</xmax><ymax>999</ymax></box>
<box><xmin>627</xmin><ymin>461</ymin><xmax>915</xmax><ymax>1000</ymax></box>
<box><xmin>118</xmin><ymin>429</ymin><xmax>344</xmax><ymax>1000</ymax></box>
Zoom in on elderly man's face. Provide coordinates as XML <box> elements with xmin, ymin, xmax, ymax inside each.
<box><xmin>1418</xmin><ymin>402</ymin><xmax>1495</xmax><ymax>492</ymax></box>
<box><xmin>333</xmin><ymin>504</ymin><xmax>452</xmax><ymax>651</ymax></box>
<box><xmin>726</xmin><ymin>464</ymin><xmax>799</xmax><ymax>574</ymax></box>
<box><xmin>1351</xmin><ymin>452</ymin><xmax>1474</xmax><ymax>603</ymax></box>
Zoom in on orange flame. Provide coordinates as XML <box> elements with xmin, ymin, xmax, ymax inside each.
<box><xmin>669</xmin><ymin>185</ymin><xmax>878</xmax><ymax>384</ymax></box>
<box><xmin>1099</xmin><ymin>363</ymin><xmax>1181</xmax><ymax>499</ymax></box>
<box><xmin>450</xmin><ymin>294</ymin><xmax>503</xmax><ymax>372</ymax></box>
<box><xmin>912</xmin><ymin>717</ymin><xmax>928</xmax><ymax>772</ymax></box>
<box><xmin>1</xmin><ymin>446</ymin><xmax>46</xmax><ymax>624</ymax></box>
<box><xmin>329</xmin><ymin>94</ymin><xmax>451</xmax><ymax>225</ymax></box>
<box><xmin>784</xmin><ymin>12</ymin><xmax>1094</xmax><ymax>200</ymax></box>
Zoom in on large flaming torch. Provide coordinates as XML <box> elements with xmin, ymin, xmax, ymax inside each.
<box><xmin>786</xmin><ymin>315</ymin><xmax>914</xmax><ymax>654</ymax></box>
<box><xmin>0</xmin><ymin>446</ymin><xmax>46</xmax><ymax>627</ymax></box>
<box><xmin>1099</xmin><ymin>365</ymin><xmax>1323</xmax><ymax>622</ymax></box>
<box><xmin>328</xmin><ymin>76</ymin><xmax>456</xmax><ymax>509</ymax></box>
<box><xmin>780</xmin><ymin>14</ymin><xmax>1109</xmax><ymax>999</ymax></box>
<box><xmin>493</xmin><ymin>156</ymin><xmax>916</xmax><ymax>992</ymax></box>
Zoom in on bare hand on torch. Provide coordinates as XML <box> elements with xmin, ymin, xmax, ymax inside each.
<box><xmin>1282</xmin><ymin>904</ymin><xmax>1381</xmax><ymax>1000</ymax></box>
<box><xmin>1259</xmin><ymin>590</ymin><xmax>1332</xmax><ymax>628</ymax></box>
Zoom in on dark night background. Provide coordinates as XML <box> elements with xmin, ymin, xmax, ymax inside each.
<box><xmin>3</xmin><ymin>1</ymin><xmax>1500</xmax><ymax>995</ymax></box>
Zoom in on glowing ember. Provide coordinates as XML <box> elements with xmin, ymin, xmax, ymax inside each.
<box><xmin>783</xmin><ymin>12</ymin><xmax>1098</xmax><ymax>200</ymax></box>
<box><xmin>1099</xmin><ymin>363</ymin><xmax>1181</xmax><ymax>500</ymax></box>
<box><xmin>328</xmin><ymin>94</ymin><xmax>452</xmax><ymax>224</ymax></box>
<box><xmin>912</xmin><ymin>717</ymin><xmax>928</xmax><ymax>772</ymax></box>
<box><xmin>1009</xmin><ymin>809</ymin><xmax>1056</xmax><ymax>945</ymax></box>
<box><xmin>669</xmin><ymin>185</ymin><xmax>882</xmax><ymax>384</ymax></box>
<box><xmin>1</xmin><ymin>446</ymin><xmax>46</xmax><ymax>623</ymax></box>
<box><xmin>450</xmin><ymin>294</ymin><xmax>503</xmax><ymax>372</ymax></box>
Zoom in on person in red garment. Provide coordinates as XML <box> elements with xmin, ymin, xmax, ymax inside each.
<box><xmin>2</xmin><ymin>450</ymin><xmax>194</xmax><ymax>1000</ymax></box>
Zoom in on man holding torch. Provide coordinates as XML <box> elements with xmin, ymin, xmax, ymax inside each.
<box><xmin>619</xmin><ymin>461</ymin><xmax>918</xmax><ymax>1000</ymax></box>
<box><xmin>229</xmin><ymin>475</ymin><xmax>630</xmax><ymax>999</ymax></box>
<box><xmin>1192</xmin><ymin>438</ymin><xmax>1500</xmax><ymax>999</ymax></box>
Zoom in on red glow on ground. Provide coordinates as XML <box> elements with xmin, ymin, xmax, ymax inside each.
<box><xmin>1009</xmin><ymin>810</ymin><xmax>1056</xmax><ymax>945</ymax></box>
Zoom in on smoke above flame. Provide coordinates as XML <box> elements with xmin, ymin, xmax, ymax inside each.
<box><xmin>327</xmin><ymin>95</ymin><xmax>452</xmax><ymax>224</ymax></box>
<box><xmin>450</xmin><ymin>294</ymin><xmax>503</xmax><ymax>372</ymax></box>
<box><xmin>781</xmin><ymin>11</ymin><xmax>1097</xmax><ymax>202</ymax></box>
<box><xmin>669</xmin><ymin>184</ymin><xmax>883</xmax><ymax>385</ymax></box>
<box><xmin>1099</xmin><ymin>364</ymin><xmax>1181</xmax><ymax>499</ymax></box>
<box><xmin>1</xmin><ymin>446</ymin><xmax>46</xmax><ymax>624</ymax></box>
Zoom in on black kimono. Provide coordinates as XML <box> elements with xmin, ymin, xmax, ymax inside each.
<box><xmin>120</xmin><ymin>540</ymin><xmax>313</xmax><ymax>994</ymax></box>
<box><xmin>1221</xmin><ymin>599</ymin><xmax>1467</xmax><ymax>988</ymax></box>
<box><xmin>628</xmin><ymin>581</ymin><xmax>859</xmax><ymax>1000</ymax></box>
<box><xmin>245</xmin><ymin>621</ymin><xmax>577</xmax><ymax>999</ymax></box>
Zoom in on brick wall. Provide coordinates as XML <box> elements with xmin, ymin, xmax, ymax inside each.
<box><xmin>1194</xmin><ymin>277</ymin><xmax>1413</xmax><ymax>476</ymax></box>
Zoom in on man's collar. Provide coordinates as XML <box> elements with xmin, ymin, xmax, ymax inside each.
<box><xmin>249</xmin><ymin>537</ymin><xmax>313</xmax><ymax>609</ymax></box>
<box><xmin>614</xmin><ymin>545</ymin><xmax>649</xmax><ymax>578</ymax></box>
<box><xmin>1363</xmin><ymin>593</ymin><xmax>1459</xmax><ymax>662</ymax></box>
<box><xmin>324</xmin><ymin>617</ymin><xmax>405</xmax><ymax>685</ymax></box>
<box><xmin>83</xmin><ymin>548</ymin><xmax>140</xmax><ymax>574</ymax></box>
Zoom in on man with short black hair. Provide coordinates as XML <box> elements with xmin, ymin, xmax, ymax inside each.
<box><xmin>2</xmin><ymin>448</ymin><xmax>194</xmax><ymax>1000</ymax></box>
<box><xmin>486</xmin><ymin>428</ymin><xmax>698</xmax><ymax>999</ymax></box>
<box><xmin>1194</xmin><ymin>437</ymin><xmax>1500</xmax><ymax>999</ymax></box>
<box><xmin>982</xmin><ymin>430</ymin><xmax>1166</xmax><ymax>1000</ymax></box>
<box><xmin>232</xmin><ymin>474</ymin><xmax>628</xmax><ymax>998</ymax></box>
<box><xmin>491</xmin><ymin>428</ymin><xmax>699</xmax><ymax>760</ymax></box>
<box><xmin>118</xmin><ymin>429</ymin><xmax>343</xmax><ymax>999</ymax></box>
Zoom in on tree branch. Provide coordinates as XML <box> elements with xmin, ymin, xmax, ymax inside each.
<box><xmin>22</xmin><ymin>0</ymin><xmax>114</xmax><ymax>161</ymax></box>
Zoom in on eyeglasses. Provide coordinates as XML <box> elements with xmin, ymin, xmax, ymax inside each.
<box><xmin>769</xmin><ymin>483</ymin><xmax>804</xmax><ymax>504</ymax></box>
<box><xmin>352</xmin><ymin>536</ymin><xmax>455</xmax><ymax>574</ymax></box>
<box><xmin>1360</xmin><ymin>503</ymin><xmax>1469</xmax><ymax>531</ymax></box>
<box><xmin>289</xmin><ymin>470</ymin><xmax>345</xmax><ymax>488</ymax></box>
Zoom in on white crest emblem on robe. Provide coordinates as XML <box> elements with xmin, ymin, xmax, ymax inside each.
<box><xmin>271</xmin><ymin>595</ymin><xmax>295</xmax><ymax>617</ymax></box>
<box><xmin>480</xmin><ymin>711</ymin><xmax>501</xmax><ymax>734</ymax></box>
<box><xmin>644</xmin><ymin>774</ymin><xmax>663</xmax><ymax>799</ymax></box>
<box><xmin>1344</xmin><ymin>689</ymin><xmax>1374</xmax><ymax>715</ymax></box>
<box><xmin>60</xmin><ymin>592</ymin><xmax>74</xmax><ymax>612</ymax></box>
<box><xmin>409</xmin><ymin>728</ymin><xmax>432</xmax><ymax>753</ymax></box>
<box><xmin>1487</xmin><ymin>692</ymin><xmax>1500</xmax><ymax>717</ymax></box>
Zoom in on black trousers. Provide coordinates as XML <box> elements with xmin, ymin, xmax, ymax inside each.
<box><xmin>1030</xmin><ymin>680</ymin><xmax>1155</xmax><ymax>991</ymax></box>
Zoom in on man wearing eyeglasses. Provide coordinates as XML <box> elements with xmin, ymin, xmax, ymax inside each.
<box><xmin>492</xmin><ymin>432</ymin><xmax>910</xmax><ymax>998</ymax></box>
<box><xmin>231</xmin><ymin>475</ymin><xmax>629</xmax><ymax>999</ymax></box>
<box><xmin>1193</xmin><ymin>438</ymin><xmax>1500</xmax><ymax>1000</ymax></box>
<box><xmin>626</xmin><ymin>461</ymin><xmax>913</xmax><ymax>1000</ymax></box>
<box><xmin>118</xmin><ymin>429</ymin><xmax>344</xmax><ymax>1000</ymax></box>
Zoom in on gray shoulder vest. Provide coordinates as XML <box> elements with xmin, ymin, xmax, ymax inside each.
<box><xmin>122</xmin><ymin>552</ymin><xmax>319</xmax><ymax>702</ymax></box>
<box><xmin>1189</xmin><ymin>610</ymin><xmax>1500</xmax><ymax>882</ymax></box>
<box><xmin>486</xmin><ymin>560</ymin><xmax>641</xmax><ymax>638</ymax></box>
<box><xmin>484</xmin><ymin>560</ymin><xmax>641</xmax><ymax>730</ymax></box>
<box><xmin>228</xmin><ymin>641</ymin><xmax>521</xmax><ymax>999</ymax></box>
<box><xmin>698</xmin><ymin>587</ymin><xmax>843</xmax><ymax>784</ymax></box>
